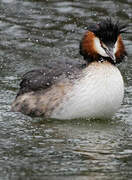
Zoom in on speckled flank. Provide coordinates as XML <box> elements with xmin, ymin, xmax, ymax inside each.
<box><xmin>11</xmin><ymin>19</ymin><xmax>127</xmax><ymax>119</ymax></box>
<box><xmin>51</xmin><ymin>61</ymin><xmax>124</xmax><ymax>119</ymax></box>
<box><xmin>11</xmin><ymin>80</ymin><xmax>73</xmax><ymax>117</ymax></box>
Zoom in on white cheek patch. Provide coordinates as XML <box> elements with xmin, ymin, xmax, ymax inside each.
<box><xmin>113</xmin><ymin>40</ymin><xmax>118</xmax><ymax>54</ymax></box>
<box><xmin>94</xmin><ymin>37</ymin><xmax>109</xmax><ymax>57</ymax></box>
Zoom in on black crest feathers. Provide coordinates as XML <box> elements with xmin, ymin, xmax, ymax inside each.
<box><xmin>80</xmin><ymin>18</ymin><xmax>127</xmax><ymax>62</ymax></box>
<box><xmin>89</xmin><ymin>18</ymin><xmax>127</xmax><ymax>44</ymax></box>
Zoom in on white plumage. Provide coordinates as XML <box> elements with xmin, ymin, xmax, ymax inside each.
<box><xmin>11</xmin><ymin>19</ymin><xmax>127</xmax><ymax>119</ymax></box>
<box><xmin>51</xmin><ymin>62</ymin><xmax>124</xmax><ymax>119</ymax></box>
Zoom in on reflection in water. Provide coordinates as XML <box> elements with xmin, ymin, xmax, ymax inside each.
<box><xmin>0</xmin><ymin>0</ymin><xmax>132</xmax><ymax>179</ymax></box>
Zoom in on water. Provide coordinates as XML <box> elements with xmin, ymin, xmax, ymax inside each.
<box><xmin>0</xmin><ymin>0</ymin><xmax>132</xmax><ymax>179</ymax></box>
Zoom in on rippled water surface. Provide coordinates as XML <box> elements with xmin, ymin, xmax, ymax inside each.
<box><xmin>0</xmin><ymin>0</ymin><xmax>132</xmax><ymax>179</ymax></box>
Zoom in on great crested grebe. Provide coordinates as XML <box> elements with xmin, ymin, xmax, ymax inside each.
<box><xmin>11</xmin><ymin>19</ymin><xmax>127</xmax><ymax>120</ymax></box>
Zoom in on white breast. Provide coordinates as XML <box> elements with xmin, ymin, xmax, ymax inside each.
<box><xmin>51</xmin><ymin>62</ymin><xmax>124</xmax><ymax>120</ymax></box>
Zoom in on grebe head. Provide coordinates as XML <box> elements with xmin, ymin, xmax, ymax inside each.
<box><xmin>80</xmin><ymin>18</ymin><xmax>127</xmax><ymax>64</ymax></box>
